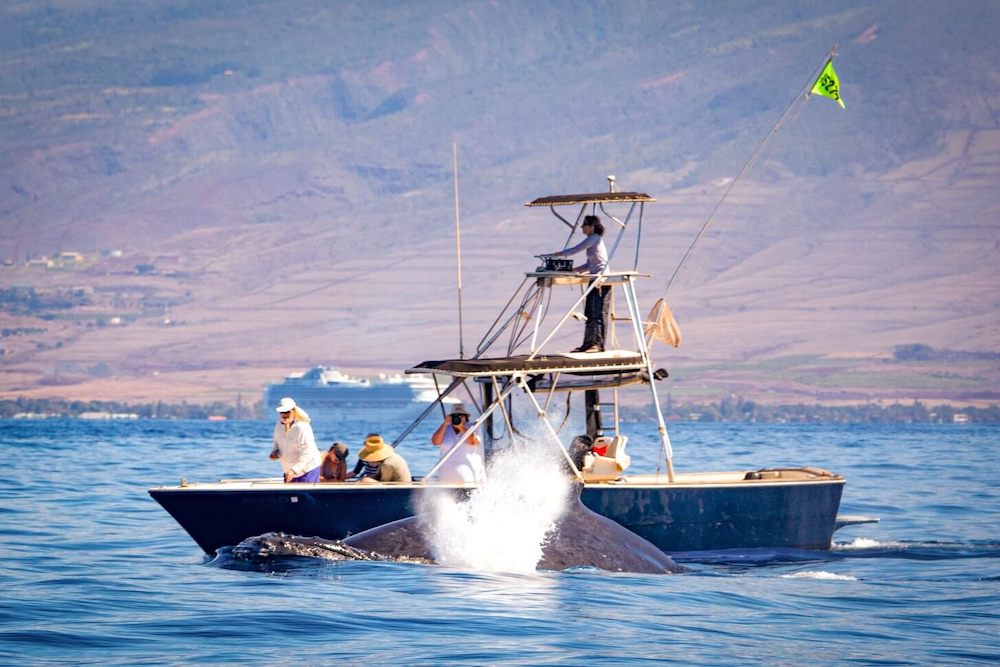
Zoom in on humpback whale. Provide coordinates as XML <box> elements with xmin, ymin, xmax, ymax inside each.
<box><xmin>232</xmin><ymin>440</ymin><xmax>682</xmax><ymax>574</ymax></box>
<box><xmin>231</xmin><ymin>488</ymin><xmax>682</xmax><ymax>574</ymax></box>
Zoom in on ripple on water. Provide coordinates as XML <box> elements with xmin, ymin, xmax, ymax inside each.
<box><xmin>1</xmin><ymin>420</ymin><xmax>998</xmax><ymax>665</ymax></box>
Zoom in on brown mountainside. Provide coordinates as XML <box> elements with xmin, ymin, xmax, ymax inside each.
<box><xmin>1</xmin><ymin>1</ymin><xmax>998</xmax><ymax>408</ymax></box>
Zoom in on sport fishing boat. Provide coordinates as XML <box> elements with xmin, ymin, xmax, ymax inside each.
<box><xmin>151</xmin><ymin>185</ymin><xmax>867</xmax><ymax>556</ymax></box>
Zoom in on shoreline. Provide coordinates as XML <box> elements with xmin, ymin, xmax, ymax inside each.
<box><xmin>3</xmin><ymin>396</ymin><xmax>997</xmax><ymax>424</ymax></box>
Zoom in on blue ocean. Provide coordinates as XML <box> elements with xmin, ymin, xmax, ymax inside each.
<box><xmin>1</xmin><ymin>418</ymin><xmax>997</xmax><ymax>665</ymax></box>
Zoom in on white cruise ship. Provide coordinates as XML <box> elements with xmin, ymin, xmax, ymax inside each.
<box><xmin>262</xmin><ymin>366</ymin><xmax>448</xmax><ymax>416</ymax></box>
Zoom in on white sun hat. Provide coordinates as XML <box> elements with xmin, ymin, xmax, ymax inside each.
<box><xmin>275</xmin><ymin>397</ymin><xmax>297</xmax><ymax>413</ymax></box>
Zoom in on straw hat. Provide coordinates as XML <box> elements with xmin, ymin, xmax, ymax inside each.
<box><xmin>358</xmin><ymin>434</ymin><xmax>395</xmax><ymax>462</ymax></box>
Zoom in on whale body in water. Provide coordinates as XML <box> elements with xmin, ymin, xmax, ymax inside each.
<box><xmin>232</xmin><ymin>491</ymin><xmax>682</xmax><ymax>574</ymax></box>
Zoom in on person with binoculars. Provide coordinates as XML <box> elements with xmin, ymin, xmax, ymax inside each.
<box><xmin>430</xmin><ymin>403</ymin><xmax>485</xmax><ymax>483</ymax></box>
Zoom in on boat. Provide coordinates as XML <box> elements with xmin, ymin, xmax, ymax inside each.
<box><xmin>262</xmin><ymin>366</ymin><xmax>447</xmax><ymax>417</ymax></box>
<box><xmin>151</xmin><ymin>185</ymin><xmax>866</xmax><ymax>556</ymax></box>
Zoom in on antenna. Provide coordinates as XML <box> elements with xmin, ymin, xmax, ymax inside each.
<box><xmin>452</xmin><ymin>140</ymin><xmax>465</xmax><ymax>359</ymax></box>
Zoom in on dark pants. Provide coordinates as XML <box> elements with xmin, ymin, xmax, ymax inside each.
<box><xmin>583</xmin><ymin>283</ymin><xmax>611</xmax><ymax>349</ymax></box>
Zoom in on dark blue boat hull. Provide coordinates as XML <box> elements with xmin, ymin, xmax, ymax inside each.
<box><xmin>150</xmin><ymin>479</ymin><xmax>844</xmax><ymax>555</ymax></box>
<box><xmin>580</xmin><ymin>482</ymin><xmax>844</xmax><ymax>552</ymax></box>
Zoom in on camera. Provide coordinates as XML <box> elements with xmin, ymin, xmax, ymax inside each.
<box><xmin>451</xmin><ymin>414</ymin><xmax>464</xmax><ymax>426</ymax></box>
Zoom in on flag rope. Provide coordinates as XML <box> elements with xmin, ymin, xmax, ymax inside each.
<box><xmin>660</xmin><ymin>44</ymin><xmax>840</xmax><ymax>300</ymax></box>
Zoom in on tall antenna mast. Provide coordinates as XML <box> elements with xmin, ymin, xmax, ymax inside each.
<box><xmin>452</xmin><ymin>140</ymin><xmax>465</xmax><ymax>359</ymax></box>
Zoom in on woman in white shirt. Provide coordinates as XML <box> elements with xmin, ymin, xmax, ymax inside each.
<box><xmin>270</xmin><ymin>397</ymin><xmax>322</xmax><ymax>483</ymax></box>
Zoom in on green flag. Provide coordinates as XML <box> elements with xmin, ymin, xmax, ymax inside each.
<box><xmin>811</xmin><ymin>60</ymin><xmax>846</xmax><ymax>109</ymax></box>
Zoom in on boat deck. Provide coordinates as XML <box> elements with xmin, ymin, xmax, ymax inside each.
<box><xmin>619</xmin><ymin>467</ymin><xmax>844</xmax><ymax>486</ymax></box>
<box><xmin>153</xmin><ymin>466</ymin><xmax>843</xmax><ymax>493</ymax></box>
<box><xmin>149</xmin><ymin>466</ymin><xmax>847</xmax><ymax>555</ymax></box>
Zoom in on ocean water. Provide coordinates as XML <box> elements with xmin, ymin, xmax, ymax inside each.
<box><xmin>1</xmin><ymin>418</ymin><xmax>997</xmax><ymax>665</ymax></box>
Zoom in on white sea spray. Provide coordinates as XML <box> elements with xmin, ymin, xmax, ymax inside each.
<box><xmin>782</xmin><ymin>571</ymin><xmax>857</xmax><ymax>581</ymax></box>
<box><xmin>834</xmin><ymin>537</ymin><xmax>904</xmax><ymax>550</ymax></box>
<box><xmin>418</xmin><ymin>440</ymin><xmax>571</xmax><ymax>573</ymax></box>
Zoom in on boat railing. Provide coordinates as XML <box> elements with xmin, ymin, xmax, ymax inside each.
<box><xmin>399</xmin><ymin>184</ymin><xmax>676</xmax><ymax>481</ymax></box>
<box><xmin>524</xmin><ymin>271</ymin><xmax>644</xmax><ymax>359</ymax></box>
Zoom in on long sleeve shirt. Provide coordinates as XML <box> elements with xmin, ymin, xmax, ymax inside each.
<box><xmin>272</xmin><ymin>420</ymin><xmax>322</xmax><ymax>477</ymax></box>
<box><xmin>556</xmin><ymin>233</ymin><xmax>607</xmax><ymax>274</ymax></box>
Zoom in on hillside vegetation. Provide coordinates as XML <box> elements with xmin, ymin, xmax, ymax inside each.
<box><xmin>1</xmin><ymin>0</ymin><xmax>997</xmax><ymax>406</ymax></box>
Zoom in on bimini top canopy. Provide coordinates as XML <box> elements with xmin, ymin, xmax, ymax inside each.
<box><xmin>409</xmin><ymin>352</ymin><xmax>646</xmax><ymax>378</ymax></box>
<box><xmin>526</xmin><ymin>192</ymin><xmax>655</xmax><ymax>207</ymax></box>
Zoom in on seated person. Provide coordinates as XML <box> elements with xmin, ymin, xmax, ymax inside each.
<box><xmin>591</xmin><ymin>437</ymin><xmax>608</xmax><ymax>457</ymax></box>
<box><xmin>568</xmin><ymin>435</ymin><xmax>595</xmax><ymax>471</ymax></box>
<box><xmin>320</xmin><ymin>442</ymin><xmax>349</xmax><ymax>482</ymax></box>
<box><xmin>350</xmin><ymin>433</ymin><xmax>380</xmax><ymax>480</ymax></box>
<box><xmin>575</xmin><ymin>433</ymin><xmax>630</xmax><ymax>481</ymax></box>
<box><xmin>354</xmin><ymin>433</ymin><xmax>412</xmax><ymax>484</ymax></box>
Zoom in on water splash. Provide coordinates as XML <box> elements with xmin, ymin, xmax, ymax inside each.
<box><xmin>418</xmin><ymin>442</ymin><xmax>571</xmax><ymax>573</ymax></box>
<box><xmin>834</xmin><ymin>537</ymin><xmax>900</xmax><ymax>550</ymax></box>
<box><xmin>782</xmin><ymin>571</ymin><xmax>857</xmax><ymax>581</ymax></box>
<box><xmin>832</xmin><ymin>538</ymin><xmax>1000</xmax><ymax>560</ymax></box>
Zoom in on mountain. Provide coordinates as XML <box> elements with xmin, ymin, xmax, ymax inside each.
<box><xmin>1</xmin><ymin>0</ymin><xmax>998</xmax><ymax>408</ymax></box>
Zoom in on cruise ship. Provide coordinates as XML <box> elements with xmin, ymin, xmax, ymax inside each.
<box><xmin>263</xmin><ymin>366</ymin><xmax>446</xmax><ymax>416</ymax></box>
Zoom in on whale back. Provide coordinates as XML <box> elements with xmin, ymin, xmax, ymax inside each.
<box><xmin>538</xmin><ymin>496</ymin><xmax>680</xmax><ymax>573</ymax></box>
<box><xmin>343</xmin><ymin>493</ymin><xmax>681</xmax><ymax>574</ymax></box>
<box><xmin>343</xmin><ymin>516</ymin><xmax>434</xmax><ymax>560</ymax></box>
<box><xmin>233</xmin><ymin>488</ymin><xmax>681</xmax><ymax>574</ymax></box>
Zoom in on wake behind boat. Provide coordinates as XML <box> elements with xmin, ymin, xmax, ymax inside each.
<box><xmin>150</xmin><ymin>183</ymin><xmax>867</xmax><ymax>557</ymax></box>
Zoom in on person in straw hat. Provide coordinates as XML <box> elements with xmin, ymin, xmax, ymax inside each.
<box><xmin>269</xmin><ymin>397</ymin><xmax>322</xmax><ymax>483</ymax></box>
<box><xmin>430</xmin><ymin>403</ymin><xmax>485</xmax><ymax>483</ymax></box>
<box><xmin>354</xmin><ymin>433</ymin><xmax>411</xmax><ymax>483</ymax></box>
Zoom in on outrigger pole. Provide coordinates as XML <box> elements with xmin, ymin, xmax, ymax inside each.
<box><xmin>642</xmin><ymin>46</ymin><xmax>840</xmax><ymax>479</ymax></box>
<box><xmin>452</xmin><ymin>140</ymin><xmax>466</xmax><ymax>360</ymax></box>
<box><xmin>660</xmin><ymin>44</ymin><xmax>840</xmax><ymax>298</ymax></box>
